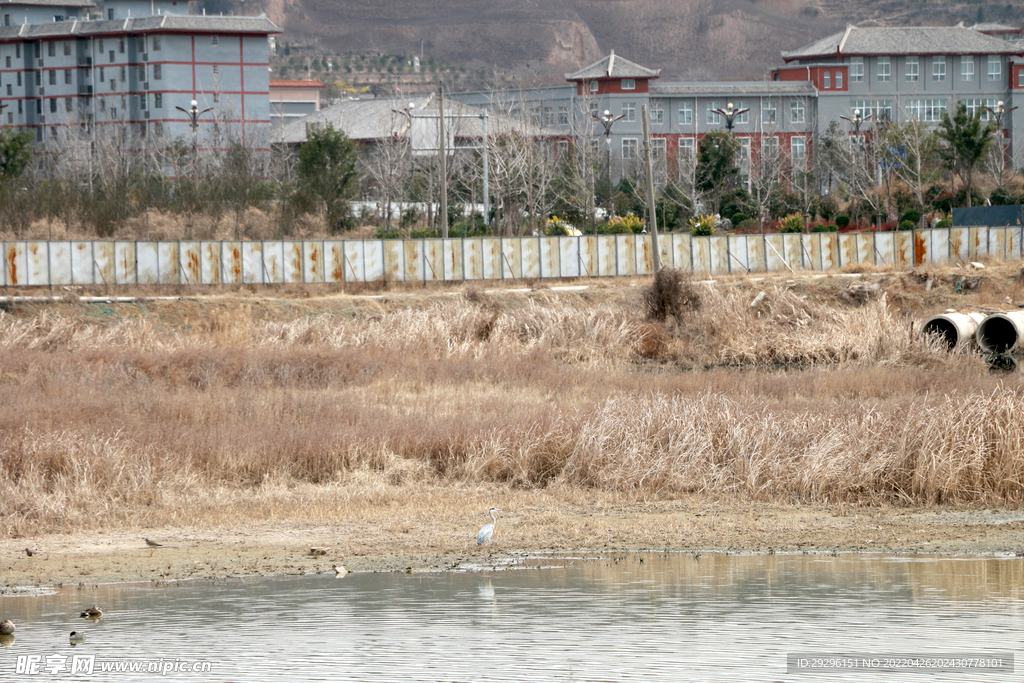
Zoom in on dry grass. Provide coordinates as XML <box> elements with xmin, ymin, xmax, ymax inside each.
<box><xmin>0</xmin><ymin>278</ymin><xmax>1021</xmax><ymax>536</ymax></box>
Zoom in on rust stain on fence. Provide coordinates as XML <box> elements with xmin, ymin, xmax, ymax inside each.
<box><xmin>5</xmin><ymin>244</ymin><xmax>17</xmax><ymax>284</ymax></box>
<box><xmin>914</xmin><ymin>231</ymin><xmax>927</xmax><ymax>266</ymax></box>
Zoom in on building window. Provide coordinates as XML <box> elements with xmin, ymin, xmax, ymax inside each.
<box><xmin>109</xmin><ymin>50</ymin><xmax>114</xmax><ymax>63</ymax></box>
<box><xmin>932</xmin><ymin>57</ymin><xmax>946</xmax><ymax>81</ymax></box>
<box><xmin>3</xmin><ymin>15</ymin><xmax>8</xmax><ymax>26</ymax></box>
<box><xmin>622</xmin><ymin>78</ymin><xmax>635</xmax><ymax>90</ymax></box>
<box><xmin>34</xmin><ymin>72</ymin><xmax>39</xmax><ymax>86</ymax></box>
<box><xmin>213</xmin><ymin>93</ymin><xmax>219</xmax><ymax>104</ymax></box>
<box><xmin>5</xmin><ymin>113</ymin><xmax>10</xmax><ymax>124</ymax></box>
<box><xmin>543</xmin><ymin>107</ymin><xmax>553</xmax><ymax>125</ymax></box>
<box><xmin>64</xmin><ymin>41</ymin><xmax>70</xmax><ymax>56</ymax></box>
<box><xmin>118</xmin><ymin>38</ymin><xmax>125</xmax><ymax>54</ymax></box>
<box><xmin>212</xmin><ymin>36</ymin><xmax>219</xmax><ymax>46</ymax></box>
<box><xmin>154</xmin><ymin>64</ymin><xmax>162</xmax><ymax>80</ymax></box>
<box><xmin>906</xmin><ymin>99</ymin><xmax>947</xmax><ymax>122</ymax></box>
<box><xmin>110</xmin><ymin>107</ymin><xmax>116</xmax><ymax>118</ymax></box>
<box><xmin>589</xmin><ymin>80</ymin><xmax>598</xmax><ymax>92</ymax></box>
<box><xmin>99</xmin><ymin>67</ymin><xmax>104</xmax><ymax>82</ymax></box>
<box><xmin>140</xmin><ymin>94</ymin><xmax>146</xmax><ymax>110</ymax></box>
<box><xmin>557</xmin><ymin>105</ymin><xmax>568</xmax><ymax>125</ymax></box>
<box><xmin>905</xmin><ymin>56</ymin><xmax>918</xmax><ymax>81</ymax></box>
<box><xmin>64</xmin><ymin>69</ymin><xmax>71</xmax><ymax>84</ymax></box>
<box><xmin>154</xmin><ymin>121</ymin><xmax>163</xmax><ymax>136</ymax></box>
<box><xmin>707</xmin><ymin>101</ymin><xmax>722</xmax><ymax>125</ymax></box>
<box><xmin>4</xmin><ymin>56</ymin><xmax>9</xmax><ymax>68</ymax></box>
<box><xmin>622</xmin><ymin>138</ymin><xmax>638</xmax><ymax>159</ymax></box>
<box><xmin>791</xmin><ymin>136</ymin><xmax>806</xmax><ymax>158</ymax></box>
<box><xmin>678</xmin><ymin>101</ymin><xmax>692</xmax><ymax>125</ymax></box>
<box><xmin>48</xmin><ymin>71</ymin><xmax>55</xmax><ymax>86</ymax></box>
<box><xmin>111</xmin><ymin>80</ymin><xmax>116</xmax><ymax>91</ymax></box>
<box><xmin>34</xmin><ymin>44</ymin><xmax>39</xmax><ymax>59</ymax></box>
<box><xmin>988</xmin><ymin>55</ymin><xmax>1001</xmax><ymax>81</ymax></box>
<box><xmin>850</xmin><ymin>57</ymin><xmax>864</xmax><ymax>82</ymax></box>
<box><xmin>790</xmin><ymin>100</ymin><xmax>805</xmax><ymax>123</ymax></box>
<box><xmin>120</xmin><ymin>66</ymin><xmax>125</xmax><ymax>80</ymax></box>
<box><xmin>962</xmin><ymin>57</ymin><xmax>975</xmax><ymax>81</ymax></box>
<box><xmin>649</xmin><ymin>102</ymin><xmax>664</xmax><ymax>124</ymax></box>
<box><xmin>97</xmin><ymin>40</ymin><xmax>103</xmax><ymax>53</ymax></box>
<box><xmin>139</xmin><ymin>65</ymin><xmax>146</xmax><ymax>81</ymax></box>
<box><xmin>49</xmin><ymin>98</ymin><xmax>56</xmax><ymax>113</ymax></box>
<box><xmin>965</xmin><ymin>98</ymin><xmax>998</xmax><ymax>121</ymax></box>
<box><xmin>107</xmin><ymin>8</ymin><xmax>113</xmax><ymax>19</ymax></box>
<box><xmin>733</xmin><ymin>101</ymin><xmax>749</xmax><ymax>124</ymax></box>
<box><xmin>212</xmin><ymin>64</ymin><xmax>219</xmax><ymax>76</ymax></box>
<box><xmin>154</xmin><ymin>93</ymin><xmax>162</xmax><ymax>108</ymax></box>
<box><xmin>153</xmin><ymin>36</ymin><xmax>161</xmax><ymax>51</ymax></box>
<box><xmin>47</xmin><ymin>42</ymin><xmax>55</xmax><ymax>58</ymax></box>
<box><xmin>16</xmin><ymin>72</ymin><xmax>20</xmax><ymax>86</ymax></box>
<box><xmin>5</xmin><ymin>85</ymin><xmax>10</xmax><ymax>96</ymax></box>
<box><xmin>99</xmin><ymin>98</ymin><xmax>105</xmax><ymax>111</ymax></box>
<box><xmin>836</xmin><ymin>71</ymin><xmax>843</xmax><ymax>88</ymax></box>
<box><xmin>678</xmin><ymin>137</ymin><xmax>694</xmax><ymax>161</ymax></box>
<box><xmin>1019</xmin><ymin>70</ymin><xmax>1024</xmax><ymax>88</ymax></box>
<box><xmin>877</xmin><ymin>56</ymin><xmax>890</xmax><ymax>82</ymax></box>
<box><xmin>556</xmin><ymin>140</ymin><xmax>568</xmax><ymax>156</ymax></box>
<box><xmin>15</xmin><ymin>44</ymin><xmax>20</xmax><ymax>58</ymax></box>
<box><xmin>823</xmin><ymin>71</ymin><xmax>830</xmax><ymax>88</ymax></box>
<box><xmin>65</xmin><ymin>98</ymin><xmax>72</xmax><ymax>112</ymax></box>
<box><xmin>622</xmin><ymin>101</ymin><xmax>635</xmax><ymax>122</ymax></box>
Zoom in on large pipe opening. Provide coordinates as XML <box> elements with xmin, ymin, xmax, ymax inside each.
<box><xmin>976</xmin><ymin>312</ymin><xmax>1024</xmax><ymax>354</ymax></box>
<box><xmin>921</xmin><ymin>312</ymin><xmax>984</xmax><ymax>350</ymax></box>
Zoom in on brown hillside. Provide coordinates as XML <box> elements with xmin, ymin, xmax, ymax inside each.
<box><xmin>260</xmin><ymin>0</ymin><xmax>1024</xmax><ymax>81</ymax></box>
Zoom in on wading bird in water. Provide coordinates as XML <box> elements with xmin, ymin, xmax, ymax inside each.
<box><xmin>477</xmin><ymin>507</ymin><xmax>499</xmax><ymax>546</ymax></box>
<box><xmin>79</xmin><ymin>605</ymin><xmax>102</xmax><ymax>618</ymax></box>
<box><xmin>0</xmin><ymin>620</ymin><xmax>14</xmax><ymax>635</ymax></box>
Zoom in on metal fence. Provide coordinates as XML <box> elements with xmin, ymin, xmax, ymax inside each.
<box><xmin>2</xmin><ymin>227</ymin><xmax>1019</xmax><ymax>287</ymax></box>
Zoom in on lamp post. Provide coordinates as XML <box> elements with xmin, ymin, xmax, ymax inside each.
<box><xmin>985</xmin><ymin>100</ymin><xmax>1018</xmax><ymax>185</ymax></box>
<box><xmin>839</xmin><ymin>108</ymin><xmax>873</xmax><ymax>228</ymax></box>
<box><xmin>711</xmin><ymin>102</ymin><xmax>749</xmax><ymax>131</ymax></box>
<box><xmin>593</xmin><ymin>109</ymin><xmax>624</xmax><ymax>222</ymax></box>
<box><xmin>175</xmin><ymin>98</ymin><xmax>213</xmax><ymax>178</ymax></box>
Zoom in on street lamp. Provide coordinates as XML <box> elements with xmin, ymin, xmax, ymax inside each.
<box><xmin>592</xmin><ymin>109</ymin><xmax>625</xmax><ymax>221</ymax></box>
<box><xmin>839</xmin><ymin>108</ymin><xmax>872</xmax><ymax>145</ymax></box>
<box><xmin>711</xmin><ymin>102</ymin><xmax>749</xmax><ymax>131</ymax></box>
<box><xmin>175</xmin><ymin>98</ymin><xmax>213</xmax><ymax>169</ymax></box>
<box><xmin>984</xmin><ymin>100</ymin><xmax>1017</xmax><ymax>184</ymax></box>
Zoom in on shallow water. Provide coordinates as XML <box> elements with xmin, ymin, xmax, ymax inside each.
<box><xmin>0</xmin><ymin>552</ymin><xmax>1021</xmax><ymax>681</ymax></box>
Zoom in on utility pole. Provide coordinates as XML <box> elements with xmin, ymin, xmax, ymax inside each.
<box><xmin>641</xmin><ymin>104</ymin><xmax>660</xmax><ymax>272</ymax></box>
<box><xmin>438</xmin><ymin>86</ymin><xmax>448</xmax><ymax>238</ymax></box>
<box><xmin>481</xmin><ymin>109</ymin><xmax>490</xmax><ymax>231</ymax></box>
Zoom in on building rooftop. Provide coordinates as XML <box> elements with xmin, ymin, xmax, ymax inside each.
<box><xmin>273</xmin><ymin>96</ymin><xmax>562</xmax><ymax>146</ymax></box>
<box><xmin>651</xmin><ymin>81</ymin><xmax>817</xmax><ymax>96</ymax></box>
<box><xmin>270</xmin><ymin>80</ymin><xmax>326</xmax><ymax>89</ymax></box>
<box><xmin>565</xmin><ymin>50</ymin><xmax>660</xmax><ymax>81</ymax></box>
<box><xmin>782</xmin><ymin>24</ymin><xmax>1023</xmax><ymax>61</ymax></box>
<box><xmin>0</xmin><ymin>13</ymin><xmax>280</xmax><ymax>41</ymax></box>
<box><xmin>0</xmin><ymin>0</ymin><xmax>94</xmax><ymax>7</ymax></box>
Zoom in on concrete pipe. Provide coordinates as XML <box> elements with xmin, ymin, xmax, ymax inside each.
<box><xmin>921</xmin><ymin>311</ymin><xmax>985</xmax><ymax>350</ymax></box>
<box><xmin>976</xmin><ymin>311</ymin><xmax>1024</xmax><ymax>354</ymax></box>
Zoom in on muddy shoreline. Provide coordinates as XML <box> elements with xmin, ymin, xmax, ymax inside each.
<box><xmin>4</xmin><ymin>498</ymin><xmax>1023</xmax><ymax>590</ymax></box>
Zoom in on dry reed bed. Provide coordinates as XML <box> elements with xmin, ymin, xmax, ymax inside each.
<box><xmin>0</xmin><ymin>286</ymin><xmax>1018</xmax><ymax>535</ymax></box>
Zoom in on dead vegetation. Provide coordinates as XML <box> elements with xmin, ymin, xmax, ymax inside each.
<box><xmin>1</xmin><ymin>268</ymin><xmax>1023</xmax><ymax>536</ymax></box>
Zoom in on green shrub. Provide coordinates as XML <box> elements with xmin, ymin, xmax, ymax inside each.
<box><xmin>898</xmin><ymin>220</ymin><xmax>916</xmax><ymax>231</ymax></box>
<box><xmin>737</xmin><ymin>218</ymin><xmax>759</xmax><ymax>232</ymax></box>
<box><xmin>900</xmin><ymin>209</ymin><xmax>921</xmax><ymax>226</ymax></box>
<box><xmin>545</xmin><ymin>215</ymin><xmax>581</xmax><ymax>236</ymax></box>
<box><xmin>835</xmin><ymin>214</ymin><xmax>850</xmax><ymax>228</ymax></box>
<box><xmin>936</xmin><ymin>217</ymin><xmax>952</xmax><ymax>228</ymax></box>
<box><xmin>778</xmin><ymin>213</ymin><xmax>805</xmax><ymax>233</ymax></box>
<box><xmin>730</xmin><ymin>212</ymin><xmax>748</xmax><ymax>225</ymax></box>
<box><xmin>688</xmin><ymin>214</ymin><xmax>716</xmax><ymax>236</ymax></box>
<box><xmin>810</xmin><ymin>223</ymin><xmax>838</xmax><ymax>233</ymax></box>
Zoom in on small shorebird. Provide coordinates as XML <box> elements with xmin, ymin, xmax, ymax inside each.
<box><xmin>69</xmin><ymin>631</ymin><xmax>85</xmax><ymax>645</ymax></box>
<box><xmin>24</xmin><ymin>548</ymin><xmax>34</xmax><ymax>557</ymax></box>
<box><xmin>333</xmin><ymin>564</ymin><xmax>348</xmax><ymax>578</ymax></box>
<box><xmin>0</xmin><ymin>620</ymin><xmax>14</xmax><ymax>635</ymax></box>
<box><xmin>79</xmin><ymin>605</ymin><xmax>103</xmax><ymax>618</ymax></box>
<box><xmin>145</xmin><ymin>539</ymin><xmax>163</xmax><ymax>548</ymax></box>
<box><xmin>310</xmin><ymin>547</ymin><xmax>330</xmax><ymax>557</ymax></box>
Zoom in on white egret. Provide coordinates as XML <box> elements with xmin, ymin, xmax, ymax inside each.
<box><xmin>477</xmin><ymin>507</ymin><xmax>499</xmax><ymax>545</ymax></box>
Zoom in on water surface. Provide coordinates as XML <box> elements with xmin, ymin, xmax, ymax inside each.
<box><xmin>0</xmin><ymin>552</ymin><xmax>1020</xmax><ymax>681</ymax></box>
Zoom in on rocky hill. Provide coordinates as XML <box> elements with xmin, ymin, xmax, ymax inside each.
<box><xmin>253</xmin><ymin>0</ymin><xmax>1024</xmax><ymax>83</ymax></box>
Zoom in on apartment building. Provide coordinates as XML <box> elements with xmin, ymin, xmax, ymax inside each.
<box><xmin>452</xmin><ymin>23</ymin><xmax>1024</xmax><ymax>183</ymax></box>
<box><xmin>0</xmin><ymin>0</ymin><xmax>280</xmax><ymax>149</ymax></box>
